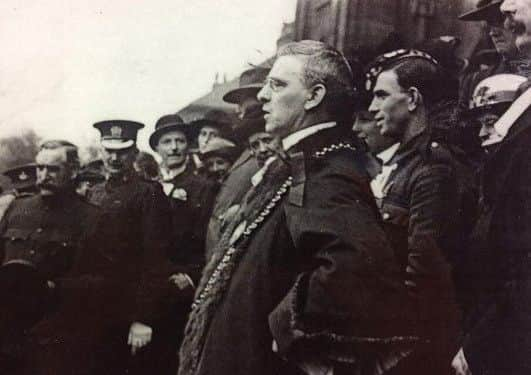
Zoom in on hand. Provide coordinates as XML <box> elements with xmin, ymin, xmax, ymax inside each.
<box><xmin>169</xmin><ymin>273</ymin><xmax>193</xmax><ymax>290</ymax></box>
<box><xmin>452</xmin><ymin>348</ymin><xmax>472</xmax><ymax>375</ymax></box>
<box><xmin>128</xmin><ymin>322</ymin><xmax>153</xmax><ymax>355</ymax></box>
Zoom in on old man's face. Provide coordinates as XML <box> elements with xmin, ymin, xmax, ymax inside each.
<box><xmin>257</xmin><ymin>55</ymin><xmax>309</xmax><ymax>138</ymax></box>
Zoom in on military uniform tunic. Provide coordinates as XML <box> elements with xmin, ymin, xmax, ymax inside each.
<box><xmin>0</xmin><ymin>191</ymin><xmax>99</xmax><ymax>372</ymax></box>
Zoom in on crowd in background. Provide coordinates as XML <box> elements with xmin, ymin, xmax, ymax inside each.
<box><xmin>1</xmin><ymin>1</ymin><xmax>531</xmax><ymax>375</ymax></box>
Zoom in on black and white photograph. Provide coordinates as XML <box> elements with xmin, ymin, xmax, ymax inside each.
<box><xmin>1</xmin><ymin>0</ymin><xmax>531</xmax><ymax>374</ymax></box>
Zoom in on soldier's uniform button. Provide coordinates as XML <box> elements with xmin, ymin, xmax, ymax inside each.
<box><xmin>382</xmin><ymin>212</ymin><xmax>390</xmax><ymax>220</ymax></box>
<box><xmin>62</xmin><ymin>242</ymin><xmax>68</xmax><ymax>247</ymax></box>
<box><xmin>29</xmin><ymin>250</ymin><xmax>36</xmax><ymax>255</ymax></box>
<box><xmin>36</xmin><ymin>228</ymin><xmax>43</xmax><ymax>233</ymax></box>
<box><xmin>431</xmin><ymin>141</ymin><xmax>439</xmax><ymax>148</ymax></box>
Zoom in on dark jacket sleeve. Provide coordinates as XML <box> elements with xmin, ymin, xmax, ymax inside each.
<box><xmin>405</xmin><ymin>164</ymin><xmax>458</xmax><ymax>299</ymax></box>
<box><xmin>268</xmin><ymin>161</ymin><xmax>420</xmax><ymax>365</ymax></box>
<box><xmin>134</xmin><ymin>183</ymin><xmax>175</xmax><ymax>323</ymax></box>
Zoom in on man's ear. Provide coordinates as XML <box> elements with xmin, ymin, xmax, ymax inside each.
<box><xmin>304</xmin><ymin>83</ymin><xmax>327</xmax><ymax>111</ymax></box>
<box><xmin>408</xmin><ymin>87</ymin><xmax>422</xmax><ymax>112</ymax></box>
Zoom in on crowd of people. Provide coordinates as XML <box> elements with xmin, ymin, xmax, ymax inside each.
<box><xmin>1</xmin><ymin>0</ymin><xmax>531</xmax><ymax>374</ymax></box>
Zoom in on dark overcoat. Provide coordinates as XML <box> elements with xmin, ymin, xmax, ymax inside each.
<box><xmin>461</xmin><ymin>105</ymin><xmax>531</xmax><ymax>375</ymax></box>
<box><xmin>130</xmin><ymin>164</ymin><xmax>216</xmax><ymax>375</ymax></box>
<box><xmin>179</xmin><ymin>126</ymin><xmax>421</xmax><ymax>375</ymax></box>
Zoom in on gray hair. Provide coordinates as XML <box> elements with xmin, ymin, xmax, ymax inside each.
<box><xmin>39</xmin><ymin>139</ymin><xmax>80</xmax><ymax>167</ymax></box>
<box><xmin>277</xmin><ymin>40</ymin><xmax>356</xmax><ymax>119</ymax></box>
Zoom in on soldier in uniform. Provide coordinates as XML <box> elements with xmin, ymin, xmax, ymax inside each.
<box><xmin>367</xmin><ymin>50</ymin><xmax>469</xmax><ymax>375</ymax></box>
<box><xmin>69</xmin><ymin>120</ymin><xmax>175</xmax><ymax>374</ymax></box>
<box><xmin>179</xmin><ymin>41</ymin><xmax>419</xmax><ymax>375</ymax></box>
<box><xmin>0</xmin><ymin>140</ymin><xmax>98</xmax><ymax>374</ymax></box>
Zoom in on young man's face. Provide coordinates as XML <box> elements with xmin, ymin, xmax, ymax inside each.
<box><xmin>369</xmin><ymin>70</ymin><xmax>411</xmax><ymax>141</ymax></box>
<box><xmin>36</xmin><ymin>148</ymin><xmax>74</xmax><ymax>196</ymax></box>
<box><xmin>257</xmin><ymin>55</ymin><xmax>310</xmax><ymax>138</ymax></box>
<box><xmin>197</xmin><ymin>126</ymin><xmax>220</xmax><ymax>152</ymax></box>
<box><xmin>502</xmin><ymin>0</ymin><xmax>531</xmax><ymax>55</ymax></box>
<box><xmin>248</xmin><ymin>132</ymin><xmax>281</xmax><ymax>166</ymax></box>
<box><xmin>156</xmin><ymin>130</ymin><xmax>188</xmax><ymax>169</ymax></box>
<box><xmin>101</xmin><ymin>147</ymin><xmax>137</xmax><ymax>176</ymax></box>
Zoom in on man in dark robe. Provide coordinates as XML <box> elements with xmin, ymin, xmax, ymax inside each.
<box><xmin>179</xmin><ymin>40</ymin><xmax>419</xmax><ymax>375</ymax></box>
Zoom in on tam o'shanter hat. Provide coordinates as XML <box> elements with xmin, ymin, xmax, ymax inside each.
<box><xmin>3</xmin><ymin>164</ymin><xmax>37</xmax><ymax>191</ymax></box>
<box><xmin>458</xmin><ymin>0</ymin><xmax>503</xmax><ymax>21</ymax></box>
<box><xmin>149</xmin><ymin>113</ymin><xmax>190</xmax><ymax>150</ymax></box>
<box><xmin>93</xmin><ymin>120</ymin><xmax>144</xmax><ymax>150</ymax></box>
<box><xmin>223</xmin><ymin>67</ymin><xmax>270</xmax><ymax>104</ymax></box>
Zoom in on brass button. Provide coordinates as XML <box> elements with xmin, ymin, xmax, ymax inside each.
<box><xmin>382</xmin><ymin>212</ymin><xmax>390</xmax><ymax>220</ymax></box>
<box><xmin>29</xmin><ymin>250</ymin><xmax>35</xmax><ymax>255</ymax></box>
<box><xmin>36</xmin><ymin>228</ymin><xmax>43</xmax><ymax>233</ymax></box>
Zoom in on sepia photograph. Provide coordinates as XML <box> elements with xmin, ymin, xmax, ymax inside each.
<box><xmin>0</xmin><ymin>0</ymin><xmax>530</xmax><ymax>374</ymax></box>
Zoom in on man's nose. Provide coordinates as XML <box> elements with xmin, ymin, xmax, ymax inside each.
<box><xmin>257</xmin><ymin>142</ymin><xmax>269</xmax><ymax>153</ymax></box>
<box><xmin>352</xmin><ymin>119</ymin><xmax>362</xmax><ymax>133</ymax></box>
<box><xmin>479</xmin><ymin>125</ymin><xmax>490</xmax><ymax>139</ymax></box>
<box><xmin>257</xmin><ymin>85</ymin><xmax>269</xmax><ymax>103</ymax></box>
<box><xmin>368</xmin><ymin>98</ymin><xmax>378</xmax><ymax>114</ymax></box>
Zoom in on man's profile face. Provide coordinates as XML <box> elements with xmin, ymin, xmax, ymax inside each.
<box><xmin>101</xmin><ymin>146</ymin><xmax>137</xmax><ymax>175</ymax></box>
<box><xmin>502</xmin><ymin>0</ymin><xmax>531</xmax><ymax>55</ymax></box>
<box><xmin>352</xmin><ymin>110</ymin><xmax>396</xmax><ymax>154</ymax></box>
<box><xmin>369</xmin><ymin>70</ymin><xmax>411</xmax><ymax>140</ymax></box>
<box><xmin>36</xmin><ymin>148</ymin><xmax>73</xmax><ymax>196</ymax></box>
<box><xmin>248</xmin><ymin>132</ymin><xmax>281</xmax><ymax>166</ymax></box>
<box><xmin>257</xmin><ymin>55</ymin><xmax>310</xmax><ymax>138</ymax></box>
<box><xmin>156</xmin><ymin>130</ymin><xmax>188</xmax><ymax>169</ymax></box>
<box><xmin>198</xmin><ymin>126</ymin><xmax>220</xmax><ymax>152</ymax></box>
